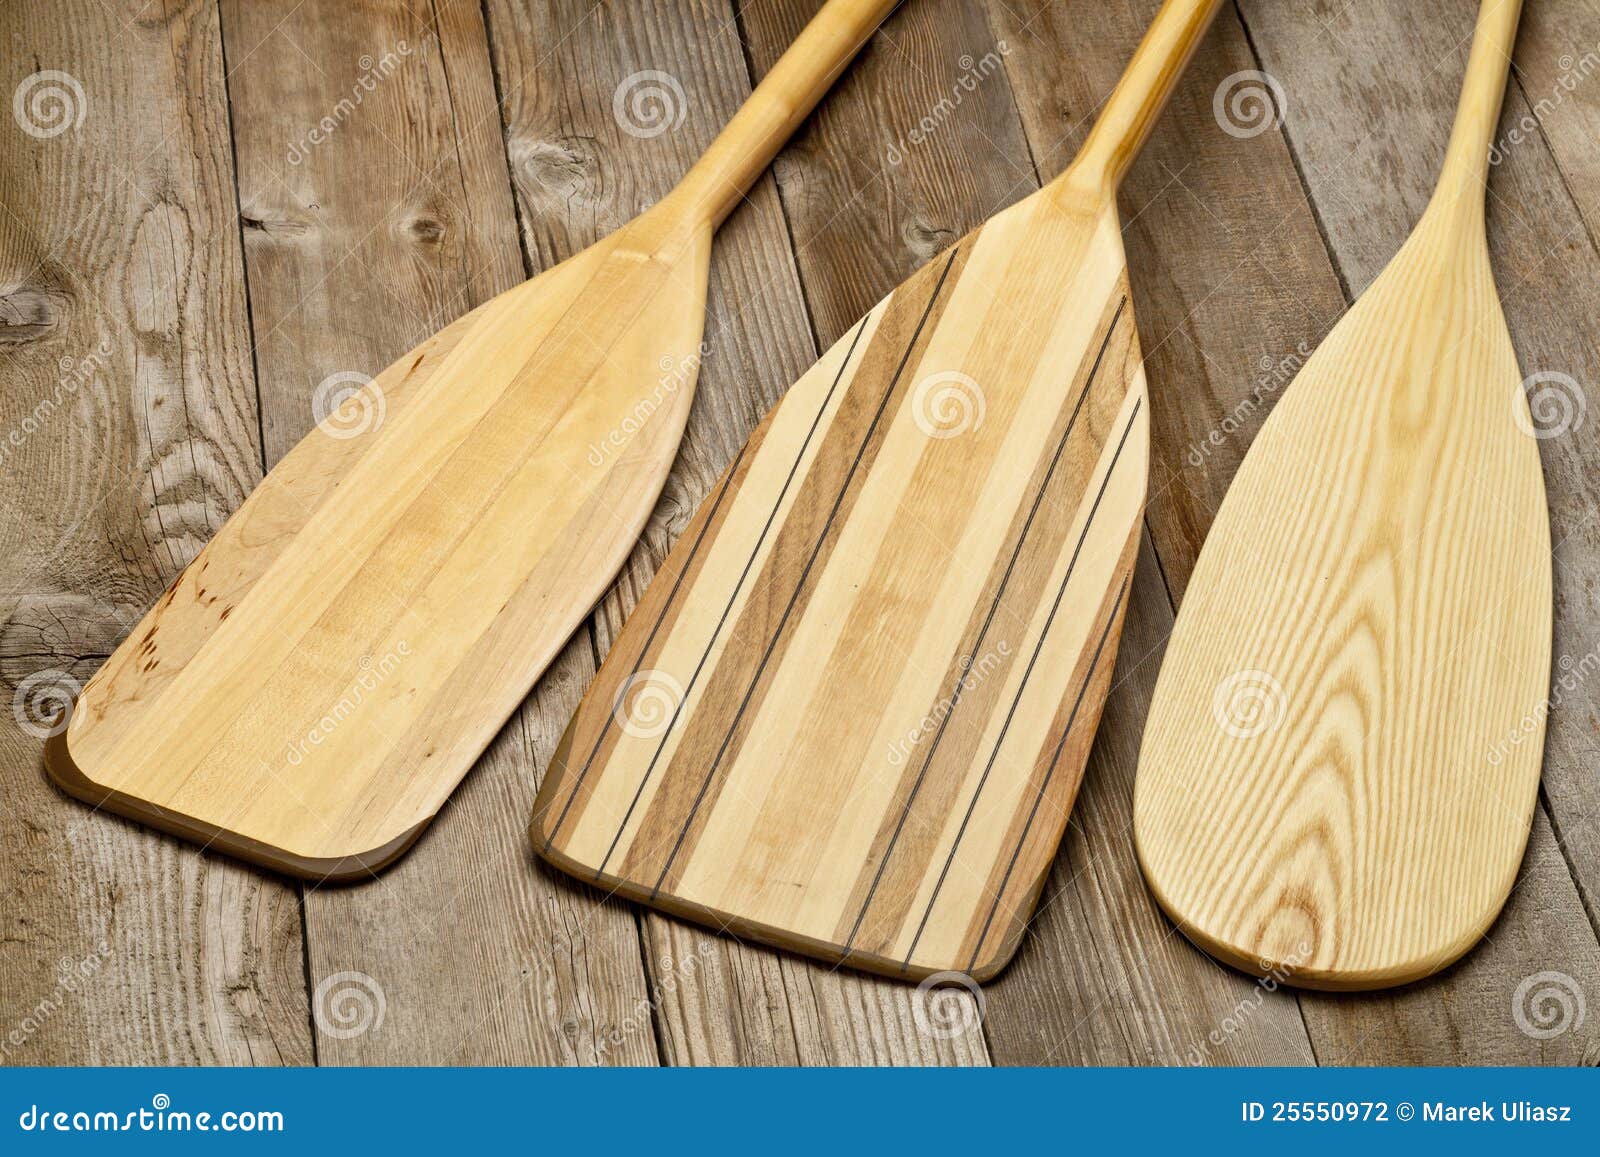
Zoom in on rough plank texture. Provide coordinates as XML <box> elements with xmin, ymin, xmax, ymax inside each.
<box><xmin>4</xmin><ymin>0</ymin><xmax>1598</xmax><ymax>1067</ymax></box>
<box><xmin>1223</xmin><ymin>0</ymin><xmax>1600</xmax><ymax>1060</ymax></box>
<box><xmin>567</xmin><ymin>0</ymin><xmax>995</xmax><ymax>1063</ymax></box>
<box><xmin>218</xmin><ymin>0</ymin><xmax>660</xmax><ymax>1064</ymax></box>
<box><xmin>0</xmin><ymin>0</ymin><xmax>309</xmax><ymax>1064</ymax></box>
<box><xmin>972</xmin><ymin>0</ymin><xmax>1324</xmax><ymax>1065</ymax></box>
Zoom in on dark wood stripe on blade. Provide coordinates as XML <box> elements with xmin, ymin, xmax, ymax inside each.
<box><xmin>962</xmin><ymin>569</ymin><xmax>1131</xmax><ymax>974</ymax></box>
<box><xmin>587</xmin><ymin>315</ymin><xmax>875</xmax><ymax>874</ymax></box>
<box><xmin>538</xmin><ymin>440</ymin><xmax>751</xmax><ymax>851</ymax></box>
<box><xmin>901</xmin><ymin>398</ymin><xmax>1142</xmax><ymax>970</ymax></box>
<box><xmin>839</xmin><ymin>294</ymin><xmax>1130</xmax><ymax>957</ymax></box>
<box><xmin>617</xmin><ymin>247</ymin><xmax>968</xmax><ymax>895</ymax></box>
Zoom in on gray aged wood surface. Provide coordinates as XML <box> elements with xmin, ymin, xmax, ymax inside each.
<box><xmin>0</xmin><ymin>0</ymin><xmax>1595</xmax><ymax>1066</ymax></box>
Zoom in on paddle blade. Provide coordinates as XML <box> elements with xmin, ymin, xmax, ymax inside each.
<box><xmin>49</xmin><ymin>209</ymin><xmax>713</xmax><ymax>878</ymax></box>
<box><xmin>1134</xmin><ymin>217</ymin><xmax>1552</xmax><ymax>989</ymax></box>
<box><xmin>533</xmin><ymin>188</ymin><xmax>1148</xmax><ymax>981</ymax></box>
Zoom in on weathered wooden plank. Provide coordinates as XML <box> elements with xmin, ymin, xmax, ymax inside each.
<box><xmin>1485</xmin><ymin>0</ymin><xmax>1600</xmax><ymax>951</ymax></box>
<box><xmin>981</xmin><ymin>535</ymin><xmax>1315</xmax><ymax>1065</ymax></box>
<box><xmin>1227</xmin><ymin>0</ymin><xmax>1600</xmax><ymax>1062</ymax></box>
<box><xmin>943</xmin><ymin>0</ymin><xmax>1318</xmax><ymax>1064</ymax></box>
<box><xmin>580</xmin><ymin>0</ymin><xmax>1037</xmax><ymax>1065</ymax></box>
<box><xmin>218</xmin><ymin>0</ymin><xmax>654</xmax><ymax>1064</ymax></box>
<box><xmin>0</xmin><ymin>0</ymin><xmax>308</xmax><ymax>1064</ymax></box>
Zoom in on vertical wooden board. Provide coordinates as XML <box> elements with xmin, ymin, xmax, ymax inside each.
<box><xmin>219</xmin><ymin>0</ymin><xmax>654</xmax><ymax>1064</ymax></box>
<box><xmin>983</xmin><ymin>0</ymin><xmax>1348</xmax><ymax>603</ymax></box>
<box><xmin>0</xmin><ymin>0</ymin><xmax>308</xmax><ymax>1064</ymax></box>
<box><xmin>1510</xmin><ymin>4</ymin><xmax>1600</xmax><ymax>242</ymax></box>
<box><xmin>1230</xmin><ymin>0</ymin><xmax>1600</xmax><ymax>1061</ymax></box>
<box><xmin>605</xmin><ymin>0</ymin><xmax>1045</xmax><ymax>1064</ymax></box>
<box><xmin>980</xmin><ymin>536</ymin><xmax>1315</xmax><ymax>1065</ymax></box>
<box><xmin>960</xmin><ymin>0</ymin><xmax>1324</xmax><ymax>1064</ymax></box>
<box><xmin>486</xmin><ymin>0</ymin><xmax>989</xmax><ymax>1064</ymax></box>
<box><xmin>1479</xmin><ymin>0</ymin><xmax>1600</xmax><ymax>955</ymax></box>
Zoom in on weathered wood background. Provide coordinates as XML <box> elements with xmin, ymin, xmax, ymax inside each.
<box><xmin>2</xmin><ymin>0</ymin><xmax>1598</xmax><ymax>1066</ymax></box>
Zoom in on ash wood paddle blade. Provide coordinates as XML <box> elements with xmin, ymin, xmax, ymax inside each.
<box><xmin>1133</xmin><ymin>0</ymin><xmax>1551</xmax><ymax>990</ymax></box>
<box><xmin>533</xmin><ymin>0</ymin><xmax>1224</xmax><ymax>981</ymax></box>
<box><xmin>44</xmin><ymin>0</ymin><xmax>902</xmax><ymax>879</ymax></box>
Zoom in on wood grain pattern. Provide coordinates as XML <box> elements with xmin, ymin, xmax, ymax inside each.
<box><xmin>973</xmin><ymin>0</ymin><xmax>1328</xmax><ymax>1064</ymax></box>
<box><xmin>46</xmin><ymin>0</ymin><xmax>900</xmax><ymax>878</ymax></box>
<box><xmin>613</xmin><ymin>0</ymin><xmax>1014</xmax><ymax>1062</ymax></box>
<box><xmin>1135</xmin><ymin>0</ymin><xmax>1554</xmax><ymax>990</ymax></box>
<box><xmin>0</xmin><ymin>0</ymin><xmax>310</xmax><ymax>1064</ymax></box>
<box><xmin>1231</xmin><ymin>0</ymin><xmax>1600</xmax><ymax>1057</ymax></box>
<box><xmin>535</xmin><ymin>0</ymin><xmax>1224</xmax><ymax>980</ymax></box>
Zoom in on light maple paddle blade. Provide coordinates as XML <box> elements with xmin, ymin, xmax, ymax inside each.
<box><xmin>532</xmin><ymin>0</ymin><xmax>1223</xmax><ymax>982</ymax></box>
<box><xmin>44</xmin><ymin>0</ymin><xmax>901</xmax><ymax>880</ymax></box>
<box><xmin>1134</xmin><ymin>0</ymin><xmax>1551</xmax><ymax>990</ymax></box>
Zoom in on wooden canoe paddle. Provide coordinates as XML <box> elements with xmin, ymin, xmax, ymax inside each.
<box><xmin>531</xmin><ymin>0</ymin><xmax>1224</xmax><ymax>982</ymax></box>
<box><xmin>44</xmin><ymin>0</ymin><xmax>902</xmax><ymax>880</ymax></box>
<box><xmin>1134</xmin><ymin>0</ymin><xmax>1549</xmax><ymax>990</ymax></box>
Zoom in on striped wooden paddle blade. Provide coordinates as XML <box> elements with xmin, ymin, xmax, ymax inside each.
<box><xmin>532</xmin><ymin>182</ymin><xmax>1148</xmax><ymax>981</ymax></box>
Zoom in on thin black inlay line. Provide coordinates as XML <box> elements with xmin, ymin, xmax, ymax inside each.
<box><xmin>901</xmin><ymin>396</ymin><xmax>1142</xmax><ymax>970</ymax></box>
<box><xmin>591</xmin><ymin>313</ymin><xmax>873</xmax><ymax>877</ymax></box>
<box><xmin>841</xmin><ymin>296</ymin><xmax>1127</xmax><ymax>957</ymax></box>
<box><xmin>647</xmin><ymin>249</ymin><xmax>962</xmax><ymax>899</ymax></box>
<box><xmin>543</xmin><ymin>441</ymin><xmax>747</xmax><ymax>851</ymax></box>
<box><xmin>965</xmin><ymin>573</ymin><xmax>1129</xmax><ymax>974</ymax></box>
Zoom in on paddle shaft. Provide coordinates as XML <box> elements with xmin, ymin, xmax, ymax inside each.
<box><xmin>1434</xmin><ymin>0</ymin><xmax>1522</xmax><ymax>219</ymax></box>
<box><xmin>1061</xmin><ymin>0</ymin><xmax>1224</xmax><ymax>194</ymax></box>
<box><xmin>671</xmin><ymin>0</ymin><xmax>902</xmax><ymax>226</ymax></box>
